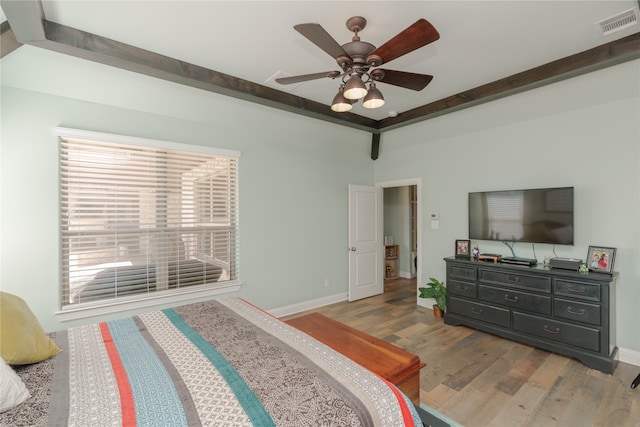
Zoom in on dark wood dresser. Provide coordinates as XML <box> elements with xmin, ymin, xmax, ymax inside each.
<box><xmin>444</xmin><ymin>257</ymin><xmax>617</xmax><ymax>374</ymax></box>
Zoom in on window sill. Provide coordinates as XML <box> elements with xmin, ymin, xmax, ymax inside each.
<box><xmin>55</xmin><ymin>281</ymin><xmax>241</xmax><ymax>323</ymax></box>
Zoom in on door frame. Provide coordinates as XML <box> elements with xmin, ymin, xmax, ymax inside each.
<box><xmin>377</xmin><ymin>178</ymin><xmax>422</xmax><ymax>304</ymax></box>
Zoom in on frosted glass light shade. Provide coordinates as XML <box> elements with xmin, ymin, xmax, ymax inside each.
<box><xmin>331</xmin><ymin>87</ymin><xmax>353</xmax><ymax>112</ymax></box>
<box><xmin>363</xmin><ymin>83</ymin><xmax>385</xmax><ymax>109</ymax></box>
<box><xmin>343</xmin><ymin>75</ymin><xmax>368</xmax><ymax>100</ymax></box>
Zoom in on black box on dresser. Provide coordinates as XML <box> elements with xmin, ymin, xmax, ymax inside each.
<box><xmin>443</xmin><ymin>256</ymin><xmax>618</xmax><ymax>374</ymax></box>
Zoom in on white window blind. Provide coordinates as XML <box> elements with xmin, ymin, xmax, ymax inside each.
<box><xmin>59</xmin><ymin>131</ymin><xmax>239</xmax><ymax>308</ymax></box>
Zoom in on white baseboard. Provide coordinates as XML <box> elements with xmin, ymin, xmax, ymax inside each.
<box><xmin>269</xmin><ymin>292</ymin><xmax>348</xmax><ymax>318</ymax></box>
<box><xmin>618</xmin><ymin>347</ymin><xmax>640</xmax><ymax>367</ymax></box>
<box><xmin>399</xmin><ymin>270</ymin><xmax>412</xmax><ymax>279</ymax></box>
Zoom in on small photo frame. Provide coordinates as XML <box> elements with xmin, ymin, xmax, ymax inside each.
<box><xmin>455</xmin><ymin>239</ymin><xmax>471</xmax><ymax>257</ymax></box>
<box><xmin>586</xmin><ymin>246</ymin><xmax>616</xmax><ymax>274</ymax></box>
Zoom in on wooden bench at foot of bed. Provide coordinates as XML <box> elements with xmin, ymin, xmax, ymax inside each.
<box><xmin>286</xmin><ymin>312</ymin><xmax>425</xmax><ymax>405</ymax></box>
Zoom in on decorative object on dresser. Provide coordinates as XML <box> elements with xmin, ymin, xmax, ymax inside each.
<box><xmin>478</xmin><ymin>253</ymin><xmax>502</xmax><ymax>263</ymax></box>
<box><xmin>444</xmin><ymin>257</ymin><xmax>617</xmax><ymax>374</ymax></box>
<box><xmin>385</xmin><ymin>244</ymin><xmax>399</xmax><ymax>279</ymax></box>
<box><xmin>586</xmin><ymin>245</ymin><xmax>616</xmax><ymax>274</ymax></box>
<box><xmin>419</xmin><ymin>277</ymin><xmax>447</xmax><ymax>318</ymax></box>
<box><xmin>455</xmin><ymin>239</ymin><xmax>471</xmax><ymax>257</ymax></box>
<box><xmin>579</xmin><ymin>263</ymin><xmax>589</xmax><ymax>274</ymax></box>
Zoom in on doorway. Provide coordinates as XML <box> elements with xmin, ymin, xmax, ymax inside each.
<box><xmin>378</xmin><ymin>178</ymin><xmax>422</xmax><ymax>300</ymax></box>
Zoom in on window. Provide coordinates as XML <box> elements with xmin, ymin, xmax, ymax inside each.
<box><xmin>58</xmin><ymin>128</ymin><xmax>239</xmax><ymax>317</ymax></box>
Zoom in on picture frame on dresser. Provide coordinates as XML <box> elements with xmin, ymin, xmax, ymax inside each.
<box><xmin>586</xmin><ymin>245</ymin><xmax>616</xmax><ymax>274</ymax></box>
<box><xmin>455</xmin><ymin>239</ymin><xmax>470</xmax><ymax>257</ymax></box>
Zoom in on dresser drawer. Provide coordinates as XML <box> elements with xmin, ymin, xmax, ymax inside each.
<box><xmin>449</xmin><ymin>297</ymin><xmax>510</xmax><ymax>328</ymax></box>
<box><xmin>448</xmin><ymin>264</ymin><xmax>477</xmax><ymax>281</ymax></box>
<box><xmin>554</xmin><ymin>298</ymin><xmax>601</xmax><ymax>326</ymax></box>
<box><xmin>554</xmin><ymin>279</ymin><xmax>600</xmax><ymax>302</ymax></box>
<box><xmin>448</xmin><ymin>279</ymin><xmax>477</xmax><ymax>298</ymax></box>
<box><xmin>512</xmin><ymin>312</ymin><xmax>600</xmax><ymax>352</ymax></box>
<box><xmin>479</xmin><ymin>269</ymin><xmax>551</xmax><ymax>293</ymax></box>
<box><xmin>479</xmin><ymin>285</ymin><xmax>551</xmax><ymax>315</ymax></box>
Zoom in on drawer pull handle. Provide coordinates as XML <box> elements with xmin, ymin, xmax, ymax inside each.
<box><xmin>544</xmin><ymin>325</ymin><xmax>561</xmax><ymax>334</ymax></box>
<box><xmin>567</xmin><ymin>307</ymin><xmax>586</xmax><ymax>316</ymax></box>
<box><xmin>505</xmin><ymin>275</ymin><xmax>520</xmax><ymax>283</ymax></box>
<box><xmin>457</xmin><ymin>270</ymin><xmax>470</xmax><ymax>276</ymax></box>
<box><xmin>471</xmin><ymin>307</ymin><xmax>484</xmax><ymax>315</ymax></box>
<box><xmin>504</xmin><ymin>294</ymin><xmax>519</xmax><ymax>302</ymax></box>
<box><xmin>568</xmin><ymin>285</ymin><xmax>586</xmax><ymax>293</ymax></box>
<box><xmin>457</xmin><ymin>285</ymin><xmax>469</xmax><ymax>291</ymax></box>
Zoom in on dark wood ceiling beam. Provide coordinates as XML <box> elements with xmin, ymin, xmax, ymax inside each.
<box><xmin>45</xmin><ymin>21</ymin><xmax>379</xmax><ymax>132</ymax></box>
<box><xmin>1</xmin><ymin>21</ymin><xmax>23</xmax><ymax>58</ymax></box>
<box><xmin>378</xmin><ymin>32</ymin><xmax>640</xmax><ymax>131</ymax></box>
<box><xmin>3</xmin><ymin>0</ymin><xmax>639</xmax><ymax>137</ymax></box>
<box><xmin>1</xmin><ymin>0</ymin><xmax>378</xmax><ymax>133</ymax></box>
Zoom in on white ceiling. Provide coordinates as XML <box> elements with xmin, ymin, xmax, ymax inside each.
<box><xmin>4</xmin><ymin>1</ymin><xmax>640</xmax><ymax>121</ymax></box>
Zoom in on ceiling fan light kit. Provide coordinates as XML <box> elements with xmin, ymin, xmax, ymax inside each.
<box><xmin>363</xmin><ymin>82</ymin><xmax>385</xmax><ymax>109</ymax></box>
<box><xmin>277</xmin><ymin>16</ymin><xmax>440</xmax><ymax>113</ymax></box>
<box><xmin>331</xmin><ymin>85</ymin><xmax>353</xmax><ymax>112</ymax></box>
<box><xmin>343</xmin><ymin>73</ymin><xmax>368</xmax><ymax>99</ymax></box>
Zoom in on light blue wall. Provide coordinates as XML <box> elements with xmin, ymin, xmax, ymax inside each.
<box><xmin>2</xmin><ymin>45</ymin><xmax>639</xmax><ymax>357</ymax></box>
<box><xmin>374</xmin><ymin>60</ymin><xmax>640</xmax><ymax>353</ymax></box>
<box><xmin>1</xmin><ymin>47</ymin><xmax>373</xmax><ymax>331</ymax></box>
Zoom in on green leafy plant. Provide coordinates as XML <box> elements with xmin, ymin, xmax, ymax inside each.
<box><xmin>419</xmin><ymin>277</ymin><xmax>446</xmax><ymax>311</ymax></box>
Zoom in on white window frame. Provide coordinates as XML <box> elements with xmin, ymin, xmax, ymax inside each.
<box><xmin>55</xmin><ymin>128</ymin><xmax>241</xmax><ymax>322</ymax></box>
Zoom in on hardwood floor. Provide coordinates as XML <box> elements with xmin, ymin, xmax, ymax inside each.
<box><xmin>284</xmin><ymin>278</ymin><xmax>640</xmax><ymax>427</ymax></box>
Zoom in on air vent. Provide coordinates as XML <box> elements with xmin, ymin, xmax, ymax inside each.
<box><xmin>595</xmin><ymin>7</ymin><xmax>639</xmax><ymax>36</ymax></box>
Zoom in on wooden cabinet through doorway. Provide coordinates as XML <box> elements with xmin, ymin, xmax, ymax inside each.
<box><xmin>385</xmin><ymin>245</ymin><xmax>399</xmax><ymax>280</ymax></box>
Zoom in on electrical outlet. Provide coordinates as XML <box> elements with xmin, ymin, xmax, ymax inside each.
<box><xmin>324</xmin><ymin>278</ymin><xmax>331</xmax><ymax>287</ymax></box>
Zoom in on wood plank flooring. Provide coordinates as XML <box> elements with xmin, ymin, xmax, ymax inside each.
<box><xmin>284</xmin><ymin>278</ymin><xmax>640</xmax><ymax>427</ymax></box>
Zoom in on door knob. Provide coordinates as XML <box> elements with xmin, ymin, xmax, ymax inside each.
<box><xmin>350</xmin><ymin>247</ymin><xmax>356</xmax><ymax>252</ymax></box>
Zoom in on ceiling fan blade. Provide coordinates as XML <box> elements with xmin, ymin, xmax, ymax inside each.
<box><xmin>294</xmin><ymin>23</ymin><xmax>349</xmax><ymax>59</ymax></box>
<box><xmin>375</xmin><ymin>69</ymin><xmax>434</xmax><ymax>91</ymax></box>
<box><xmin>367</xmin><ymin>19</ymin><xmax>440</xmax><ymax>66</ymax></box>
<box><xmin>275</xmin><ymin>71</ymin><xmax>341</xmax><ymax>85</ymax></box>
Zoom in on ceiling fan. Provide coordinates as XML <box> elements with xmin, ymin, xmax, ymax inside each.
<box><xmin>276</xmin><ymin>16</ymin><xmax>440</xmax><ymax>112</ymax></box>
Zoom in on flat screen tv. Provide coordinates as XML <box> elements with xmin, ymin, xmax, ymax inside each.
<box><xmin>468</xmin><ymin>187</ymin><xmax>574</xmax><ymax>245</ymax></box>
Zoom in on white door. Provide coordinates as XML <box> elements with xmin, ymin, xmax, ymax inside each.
<box><xmin>348</xmin><ymin>185</ymin><xmax>383</xmax><ymax>301</ymax></box>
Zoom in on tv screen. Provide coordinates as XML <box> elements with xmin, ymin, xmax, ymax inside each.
<box><xmin>468</xmin><ymin>187</ymin><xmax>574</xmax><ymax>245</ymax></box>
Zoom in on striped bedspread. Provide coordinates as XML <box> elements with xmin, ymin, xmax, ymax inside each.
<box><xmin>47</xmin><ymin>298</ymin><xmax>421</xmax><ymax>426</ymax></box>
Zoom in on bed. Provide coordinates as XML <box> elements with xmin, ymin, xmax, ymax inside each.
<box><xmin>1</xmin><ymin>294</ymin><xmax>428</xmax><ymax>426</ymax></box>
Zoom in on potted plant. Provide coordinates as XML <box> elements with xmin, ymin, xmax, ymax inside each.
<box><xmin>419</xmin><ymin>277</ymin><xmax>446</xmax><ymax>318</ymax></box>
